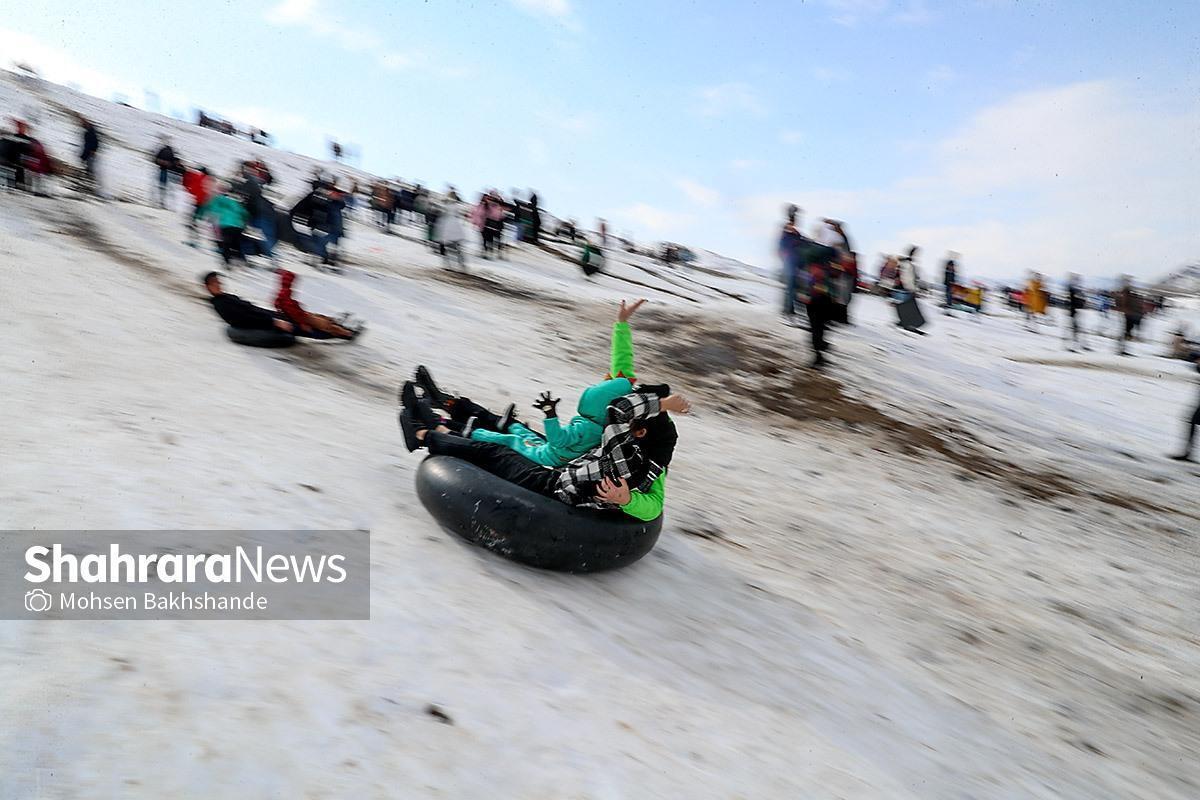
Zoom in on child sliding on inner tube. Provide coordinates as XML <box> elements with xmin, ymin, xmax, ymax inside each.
<box><xmin>399</xmin><ymin>300</ymin><xmax>685</xmax><ymax>520</ymax></box>
<box><xmin>400</xmin><ymin>383</ymin><xmax>688</xmax><ymax>521</ymax></box>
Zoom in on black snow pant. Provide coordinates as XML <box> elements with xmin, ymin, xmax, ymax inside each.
<box><xmin>219</xmin><ymin>226</ymin><xmax>247</xmax><ymax>265</ymax></box>
<box><xmin>807</xmin><ymin>293</ymin><xmax>833</xmax><ymax>356</ymax></box>
<box><xmin>1065</xmin><ymin>309</ymin><xmax>1086</xmax><ymax>348</ymax></box>
<box><xmin>443</xmin><ymin>396</ymin><xmax>506</xmax><ymax>431</ymax></box>
<box><xmin>425</xmin><ymin>431</ymin><xmax>559</xmax><ymax>497</ymax></box>
<box><xmin>1181</xmin><ymin>398</ymin><xmax>1200</xmax><ymax>457</ymax></box>
<box><xmin>482</xmin><ymin>218</ymin><xmax>502</xmax><ymax>256</ymax></box>
<box><xmin>832</xmin><ymin>300</ymin><xmax>849</xmax><ymax>324</ymax></box>
<box><xmin>1119</xmin><ymin>314</ymin><xmax>1140</xmax><ymax>353</ymax></box>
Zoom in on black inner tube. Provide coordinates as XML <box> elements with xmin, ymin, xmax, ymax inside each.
<box><xmin>415</xmin><ymin>455</ymin><xmax>662</xmax><ymax>573</ymax></box>
<box><xmin>225</xmin><ymin>325</ymin><xmax>296</xmax><ymax>348</ymax></box>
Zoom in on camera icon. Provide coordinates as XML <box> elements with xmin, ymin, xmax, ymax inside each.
<box><xmin>24</xmin><ymin>588</ymin><xmax>53</xmax><ymax>613</ymax></box>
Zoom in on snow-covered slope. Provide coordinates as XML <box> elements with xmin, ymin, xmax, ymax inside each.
<box><xmin>3</xmin><ymin>73</ymin><xmax>1200</xmax><ymax>799</ymax></box>
<box><xmin>1153</xmin><ymin>263</ymin><xmax>1200</xmax><ymax>297</ymax></box>
<box><xmin>1</xmin><ymin>70</ymin><xmax>380</xmax><ymax>205</ymax></box>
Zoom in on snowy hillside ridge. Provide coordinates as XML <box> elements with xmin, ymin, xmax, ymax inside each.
<box><xmin>693</xmin><ymin>249</ymin><xmax>775</xmax><ymax>281</ymax></box>
<box><xmin>1</xmin><ymin>67</ymin><xmax>758</xmax><ymax>271</ymax></box>
<box><xmin>1153</xmin><ymin>263</ymin><xmax>1200</xmax><ymax>297</ymax></box>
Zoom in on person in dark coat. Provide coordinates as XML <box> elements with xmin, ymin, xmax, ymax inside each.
<box><xmin>78</xmin><ymin>115</ymin><xmax>100</xmax><ymax>190</ymax></box>
<box><xmin>203</xmin><ymin>272</ymin><xmax>294</xmax><ymax>332</ymax></box>
<box><xmin>527</xmin><ymin>191</ymin><xmax>542</xmax><ymax>244</ymax></box>
<box><xmin>819</xmin><ymin>218</ymin><xmax>855</xmax><ymax>324</ymax></box>
<box><xmin>1</xmin><ymin>121</ymin><xmax>34</xmax><ymax>190</ymax></box>
<box><xmin>1169</xmin><ymin>351</ymin><xmax>1200</xmax><ymax>462</ymax></box>
<box><xmin>237</xmin><ymin>161</ymin><xmax>276</xmax><ymax>258</ymax></box>
<box><xmin>290</xmin><ymin>183</ymin><xmax>337</xmax><ymax>265</ymax></box>
<box><xmin>1064</xmin><ymin>273</ymin><xmax>1089</xmax><ymax>351</ymax></box>
<box><xmin>803</xmin><ymin>243</ymin><xmax>840</xmax><ymax>367</ymax></box>
<box><xmin>152</xmin><ymin>138</ymin><xmax>180</xmax><ymax>208</ymax></box>
<box><xmin>942</xmin><ymin>256</ymin><xmax>957</xmax><ymax>310</ymax></box>
<box><xmin>778</xmin><ymin>204</ymin><xmax>810</xmax><ymax>325</ymax></box>
<box><xmin>1115</xmin><ymin>276</ymin><xmax>1142</xmax><ymax>356</ymax></box>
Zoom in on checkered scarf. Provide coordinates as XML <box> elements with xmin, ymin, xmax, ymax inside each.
<box><xmin>553</xmin><ymin>392</ymin><xmax>663</xmax><ymax>510</ymax></box>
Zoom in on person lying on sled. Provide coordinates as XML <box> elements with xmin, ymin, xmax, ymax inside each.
<box><xmin>273</xmin><ymin>269</ymin><xmax>362</xmax><ymax>340</ymax></box>
<box><xmin>414</xmin><ymin>299</ymin><xmax>647</xmax><ymax>467</ymax></box>
<box><xmin>401</xmin><ymin>385</ymin><xmax>688</xmax><ymax>521</ymax></box>
<box><xmin>203</xmin><ymin>271</ymin><xmax>294</xmax><ymax>332</ymax></box>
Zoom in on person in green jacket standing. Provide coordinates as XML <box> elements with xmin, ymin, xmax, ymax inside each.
<box><xmin>201</xmin><ymin>182</ymin><xmax>251</xmax><ymax>266</ymax></box>
<box><xmin>409</xmin><ymin>299</ymin><xmax>672</xmax><ymax>521</ymax></box>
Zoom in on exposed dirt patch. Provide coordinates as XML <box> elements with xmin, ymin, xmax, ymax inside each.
<box><xmin>436</xmin><ymin>268</ymin><xmax>573</xmax><ymax>309</ymax></box>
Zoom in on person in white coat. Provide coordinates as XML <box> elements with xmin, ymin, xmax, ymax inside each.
<box><xmin>893</xmin><ymin>245</ymin><xmax>927</xmax><ymax>334</ymax></box>
<box><xmin>434</xmin><ymin>188</ymin><xmax>468</xmax><ymax>269</ymax></box>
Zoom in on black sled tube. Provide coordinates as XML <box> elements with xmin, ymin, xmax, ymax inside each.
<box><xmin>225</xmin><ymin>325</ymin><xmax>296</xmax><ymax>348</ymax></box>
<box><xmin>415</xmin><ymin>456</ymin><xmax>662</xmax><ymax>573</ymax></box>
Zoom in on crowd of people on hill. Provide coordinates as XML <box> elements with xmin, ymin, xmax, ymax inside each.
<box><xmin>775</xmin><ymin>204</ymin><xmax>1173</xmax><ymax>361</ymax></box>
<box><xmin>4</xmin><ymin>101</ymin><xmax>626</xmax><ymax>284</ymax></box>
<box><xmin>197</xmin><ymin>110</ymin><xmax>270</xmax><ymax>145</ymax></box>
<box><xmin>172</xmin><ymin>148</ymin><xmax>294</xmax><ymax>267</ymax></box>
<box><xmin>1</xmin><ymin>113</ymin><xmax>103</xmax><ymax>195</ymax></box>
<box><xmin>364</xmin><ymin>180</ymin><xmax>550</xmax><ymax>267</ymax></box>
<box><xmin>777</xmin><ymin>202</ymin><xmax>1200</xmax><ymax>462</ymax></box>
<box><xmin>993</xmin><ymin>273</ymin><xmax>1168</xmax><ymax>355</ymax></box>
<box><xmin>777</xmin><ymin>204</ymin><xmax>861</xmax><ymax>367</ymax></box>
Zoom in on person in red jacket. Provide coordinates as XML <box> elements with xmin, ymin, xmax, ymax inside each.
<box><xmin>182</xmin><ymin>166</ymin><xmax>215</xmax><ymax>246</ymax></box>
<box><xmin>18</xmin><ymin>123</ymin><xmax>52</xmax><ymax>195</ymax></box>
<box><xmin>273</xmin><ymin>270</ymin><xmax>362</xmax><ymax>339</ymax></box>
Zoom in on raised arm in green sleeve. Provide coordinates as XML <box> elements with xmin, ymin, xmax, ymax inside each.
<box><xmin>610</xmin><ymin>321</ymin><xmax>636</xmax><ymax>380</ymax></box>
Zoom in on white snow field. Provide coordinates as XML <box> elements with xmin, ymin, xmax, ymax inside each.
<box><xmin>2</xmin><ymin>72</ymin><xmax>1199</xmax><ymax>799</ymax></box>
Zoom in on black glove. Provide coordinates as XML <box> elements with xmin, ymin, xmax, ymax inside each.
<box><xmin>635</xmin><ymin>383</ymin><xmax>671</xmax><ymax>398</ymax></box>
<box><xmin>533</xmin><ymin>391</ymin><xmax>560</xmax><ymax>417</ymax></box>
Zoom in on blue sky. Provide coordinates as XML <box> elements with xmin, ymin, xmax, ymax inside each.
<box><xmin>2</xmin><ymin>0</ymin><xmax>1197</xmax><ymax>279</ymax></box>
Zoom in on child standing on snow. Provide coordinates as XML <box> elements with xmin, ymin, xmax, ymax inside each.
<box><xmin>202</xmin><ymin>182</ymin><xmax>250</xmax><ymax>266</ymax></box>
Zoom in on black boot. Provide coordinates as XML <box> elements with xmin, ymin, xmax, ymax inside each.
<box><xmin>399</xmin><ymin>380</ymin><xmax>420</xmax><ymax>410</ymax></box>
<box><xmin>415</xmin><ymin>365</ymin><xmax>454</xmax><ymax>408</ymax></box>
<box><xmin>413</xmin><ymin>398</ymin><xmax>445</xmax><ymax>430</ymax></box>
<box><xmin>398</xmin><ymin>406</ymin><xmax>423</xmax><ymax>452</ymax></box>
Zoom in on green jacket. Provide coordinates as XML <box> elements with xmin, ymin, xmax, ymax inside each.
<box><xmin>202</xmin><ymin>194</ymin><xmax>249</xmax><ymax>229</ymax></box>
<box><xmin>472</xmin><ymin>377</ymin><xmax>632</xmax><ymax>466</ymax></box>
<box><xmin>608</xmin><ymin>320</ymin><xmax>668</xmax><ymax>521</ymax></box>
<box><xmin>470</xmin><ymin>321</ymin><xmax>667</xmax><ymax>521</ymax></box>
